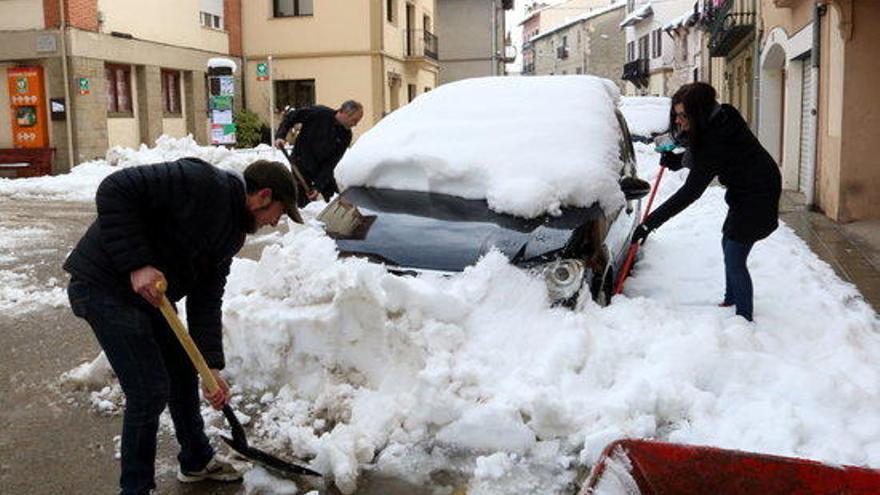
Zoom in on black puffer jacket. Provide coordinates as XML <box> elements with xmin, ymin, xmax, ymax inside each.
<box><xmin>275</xmin><ymin>105</ymin><xmax>352</xmax><ymax>200</ymax></box>
<box><xmin>645</xmin><ymin>104</ymin><xmax>782</xmax><ymax>243</ymax></box>
<box><xmin>63</xmin><ymin>158</ymin><xmax>247</xmax><ymax>369</ymax></box>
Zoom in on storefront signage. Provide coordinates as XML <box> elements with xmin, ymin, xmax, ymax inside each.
<box><xmin>256</xmin><ymin>63</ymin><xmax>268</xmax><ymax>81</ymax></box>
<box><xmin>78</xmin><ymin>77</ymin><xmax>90</xmax><ymax>95</ymax></box>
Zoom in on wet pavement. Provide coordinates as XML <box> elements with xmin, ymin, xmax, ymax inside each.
<box><xmin>779</xmin><ymin>192</ymin><xmax>880</xmax><ymax>312</ymax></box>
<box><xmin>1</xmin><ymin>192</ymin><xmax>877</xmax><ymax>495</ymax></box>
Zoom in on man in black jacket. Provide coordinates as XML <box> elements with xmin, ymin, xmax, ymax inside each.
<box><xmin>64</xmin><ymin>158</ymin><xmax>302</xmax><ymax>495</ymax></box>
<box><xmin>274</xmin><ymin>100</ymin><xmax>363</xmax><ymax>202</ymax></box>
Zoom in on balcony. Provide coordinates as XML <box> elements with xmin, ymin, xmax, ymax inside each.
<box><xmin>556</xmin><ymin>45</ymin><xmax>569</xmax><ymax>60</ymax></box>
<box><xmin>622</xmin><ymin>58</ymin><xmax>649</xmax><ymax>88</ymax></box>
<box><xmin>701</xmin><ymin>0</ymin><xmax>756</xmax><ymax>57</ymax></box>
<box><xmin>406</xmin><ymin>29</ymin><xmax>439</xmax><ymax>62</ymax></box>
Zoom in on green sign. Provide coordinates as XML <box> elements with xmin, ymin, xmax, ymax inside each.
<box><xmin>256</xmin><ymin>63</ymin><xmax>268</xmax><ymax>81</ymax></box>
<box><xmin>78</xmin><ymin>77</ymin><xmax>90</xmax><ymax>95</ymax></box>
<box><xmin>210</xmin><ymin>95</ymin><xmax>233</xmax><ymax>111</ymax></box>
<box><xmin>15</xmin><ymin>77</ymin><xmax>28</xmax><ymax>93</ymax></box>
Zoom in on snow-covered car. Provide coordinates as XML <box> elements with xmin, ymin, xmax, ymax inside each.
<box><xmin>318</xmin><ymin>76</ymin><xmax>651</xmax><ymax>306</ymax></box>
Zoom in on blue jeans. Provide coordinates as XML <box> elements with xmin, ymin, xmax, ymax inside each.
<box><xmin>67</xmin><ymin>279</ymin><xmax>214</xmax><ymax>495</ymax></box>
<box><xmin>722</xmin><ymin>236</ymin><xmax>755</xmax><ymax>321</ymax></box>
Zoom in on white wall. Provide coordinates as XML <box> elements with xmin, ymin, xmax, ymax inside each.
<box><xmin>0</xmin><ymin>0</ymin><xmax>43</xmax><ymax>30</ymax></box>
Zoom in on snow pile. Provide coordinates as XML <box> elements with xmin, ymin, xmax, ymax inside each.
<box><xmin>0</xmin><ymin>135</ymin><xmax>287</xmax><ymax>202</ymax></box>
<box><xmin>58</xmin><ymin>140</ymin><xmax>880</xmax><ymax>494</ymax></box>
<box><xmin>619</xmin><ymin>96</ymin><xmax>671</xmax><ymax>137</ymax></box>
<box><xmin>336</xmin><ymin>76</ymin><xmax>626</xmax><ymax>219</ymax></box>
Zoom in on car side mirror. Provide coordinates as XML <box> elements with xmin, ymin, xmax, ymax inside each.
<box><xmin>619</xmin><ymin>176</ymin><xmax>651</xmax><ymax>201</ymax></box>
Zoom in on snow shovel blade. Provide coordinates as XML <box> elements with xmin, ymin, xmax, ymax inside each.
<box><xmin>220</xmin><ymin>405</ymin><xmax>321</xmax><ymax>478</ymax></box>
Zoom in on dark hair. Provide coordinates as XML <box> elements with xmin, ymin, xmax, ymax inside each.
<box><xmin>670</xmin><ymin>82</ymin><xmax>717</xmax><ymax>148</ymax></box>
<box><xmin>338</xmin><ymin>100</ymin><xmax>363</xmax><ymax>114</ymax></box>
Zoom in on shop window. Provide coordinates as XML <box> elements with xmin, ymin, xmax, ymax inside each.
<box><xmin>105</xmin><ymin>64</ymin><xmax>132</xmax><ymax>116</ymax></box>
<box><xmin>274</xmin><ymin>79</ymin><xmax>315</xmax><ymax>112</ymax></box>
<box><xmin>162</xmin><ymin>70</ymin><xmax>182</xmax><ymax>116</ymax></box>
<box><xmin>274</xmin><ymin>0</ymin><xmax>313</xmax><ymax>17</ymax></box>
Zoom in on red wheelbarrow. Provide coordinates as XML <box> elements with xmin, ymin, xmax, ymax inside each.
<box><xmin>579</xmin><ymin>439</ymin><xmax>880</xmax><ymax>495</ymax></box>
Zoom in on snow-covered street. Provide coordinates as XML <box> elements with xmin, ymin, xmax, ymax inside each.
<box><xmin>1</xmin><ymin>135</ymin><xmax>877</xmax><ymax>495</ymax></box>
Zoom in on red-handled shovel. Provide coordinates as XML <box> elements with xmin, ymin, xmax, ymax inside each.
<box><xmin>614</xmin><ymin>165</ymin><xmax>666</xmax><ymax>295</ymax></box>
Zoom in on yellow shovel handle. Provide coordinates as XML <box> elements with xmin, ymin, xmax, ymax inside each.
<box><xmin>155</xmin><ymin>281</ymin><xmax>220</xmax><ymax>394</ymax></box>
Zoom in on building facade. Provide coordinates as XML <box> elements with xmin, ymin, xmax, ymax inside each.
<box><xmin>758</xmin><ymin>0</ymin><xmax>879</xmax><ymax>222</ymax></box>
<box><xmin>621</xmin><ymin>0</ymin><xmax>694</xmax><ymax>96</ymax></box>
<box><xmin>530</xmin><ymin>3</ymin><xmax>626</xmax><ymax>88</ymax></box>
<box><xmin>436</xmin><ymin>0</ymin><xmax>513</xmax><ymax>84</ymax></box>
<box><xmin>0</xmin><ymin>0</ymin><xmax>243</xmax><ymax>175</ymax></box>
<box><xmin>520</xmin><ymin>0</ymin><xmax>612</xmax><ymax>76</ymax></box>
<box><xmin>242</xmin><ymin>0</ymin><xmax>438</xmax><ymax>141</ymax></box>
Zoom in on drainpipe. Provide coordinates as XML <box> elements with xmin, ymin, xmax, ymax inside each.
<box><xmin>805</xmin><ymin>3</ymin><xmax>826</xmax><ymax>207</ymax></box>
<box><xmin>491</xmin><ymin>0</ymin><xmax>498</xmax><ymax>75</ymax></box>
<box><xmin>268</xmin><ymin>55</ymin><xmax>274</xmax><ymax>133</ymax></box>
<box><xmin>751</xmin><ymin>0</ymin><xmax>762</xmax><ymax>135</ymax></box>
<box><xmin>58</xmin><ymin>0</ymin><xmax>75</xmax><ymax>171</ymax></box>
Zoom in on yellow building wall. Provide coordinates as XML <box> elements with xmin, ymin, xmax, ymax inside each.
<box><xmin>97</xmin><ymin>0</ymin><xmax>228</xmax><ymax>54</ymax></box>
<box><xmin>107</xmin><ymin>118</ymin><xmax>140</xmax><ymax>149</ymax></box>
<box><xmin>162</xmin><ymin>118</ymin><xmax>187</xmax><ymax>138</ymax></box>
<box><xmin>382</xmin><ymin>0</ymin><xmax>436</xmax><ymax>57</ymax></box>
<box><xmin>0</xmin><ymin>63</ymin><xmax>13</xmax><ymax>148</ymax></box>
<box><xmin>241</xmin><ymin>0</ymin><xmax>372</xmax><ymax>56</ymax></box>
<box><xmin>761</xmin><ymin>0</ymin><xmax>813</xmax><ymax>36</ymax></box>
<box><xmin>816</xmin><ymin>4</ymin><xmax>845</xmax><ymax>219</ymax></box>
<box><xmin>0</xmin><ymin>0</ymin><xmax>44</xmax><ymax>30</ymax></box>
<box><xmin>246</xmin><ymin>56</ymin><xmax>376</xmax><ymax>141</ymax></box>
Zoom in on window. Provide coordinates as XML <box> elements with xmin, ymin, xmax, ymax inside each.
<box><xmin>105</xmin><ymin>64</ymin><xmax>132</xmax><ymax>115</ymax></box>
<box><xmin>626</xmin><ymin>0</ymin><xmax>635</xmax><ymax>13</ymax></box>
<box><xmin>274</xmin><ymin>79</ymin><xmax>315</xmax><ymax>112</ymax></box>
<box><xmin>424</xmin><ymin>86</ymin><xmax>431</xmax><ymax>92</ymax></box>
<box><xmin>576</xmin><ymin>67</ymin><xmax>582</xmax><ymax>74</ymax></box>
<box><xmin>386</xmin><ymin>0</ymin><xmax>396</xmax><ymax>23</ymax></box>
<box><xmin>651</xmin><ymin>29</ymin><xmax>663</xmax><ymax>58</ymax></box>
<box><xmin>407</xmin><ymin>84</ymin><xmax>416</xmax><ymax>103</ymax></box>
<box><xmin>627</xmin><ymin>41</ymin><xmax>635</xmax><ymax>62</ymax></box>
<box><xmin>638</xmin><ymin>35</ymin><xmax>649</xmax><ymax>60</ymax></box>
<box><xmin>200</xmin><ymin>11</ymin><xmax>222</xmax><ymax>29</ymax></box>
<box><xmin>161</xmin><ymin>70</ymin><xmax>181</xmax><ymax>115</ymax></box>
<box><xmin>274</xmin><ymin>0</ymin><xmax>313</xmax><ymax>17</ymax></box>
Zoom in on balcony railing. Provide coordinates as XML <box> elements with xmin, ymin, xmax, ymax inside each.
<box><xmin>556</xmin><ymin>45</ymin><xmax>569</xmax><ymax>60</ymax></box>
<box><xmin>622</xmin><ymin>58</ymin><xmax>649</xmax><ymax>87</ymax></box>
<box><xmin>406</xmin><ymin>29</ymin><xmax>439</xmax><ymax>61</ymax></box>
<box><xmin>700</xmin><ymin>0</ymin><xmax>756</xmax><ymax>57</ymax></box>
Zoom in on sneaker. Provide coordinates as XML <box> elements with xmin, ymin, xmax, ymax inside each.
<box><xmin>177</xmin><ymin>456</ymin><xmax>243</xmax><ymax>483</ymax></box>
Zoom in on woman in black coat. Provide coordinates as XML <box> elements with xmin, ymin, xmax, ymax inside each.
<box><xmin>630</xmin><ymin>82</ymin><xmax>782</xmax><ymax>322</ymax></box>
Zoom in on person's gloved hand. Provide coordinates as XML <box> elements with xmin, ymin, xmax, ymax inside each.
<box><xmin>631</xmin><ymin>223</ymin><xmax>652</xmax><ymax>245</ymax></box>
<box><xmin>660</xmin><ymin>151</ymin><xmax>684</xmax><ymax>171</ymax></box>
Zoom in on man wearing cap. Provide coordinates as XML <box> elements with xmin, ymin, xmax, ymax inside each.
<box><xmin>63</xmin><ymin>157</ymin><xmax>301</xmax><ymax>495</ymax></box>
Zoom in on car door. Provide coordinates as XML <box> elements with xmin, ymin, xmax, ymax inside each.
<box><xmin>604</xmin><ymin>111</ymin><xmax>642</xmax><ymax>275</ymax></box>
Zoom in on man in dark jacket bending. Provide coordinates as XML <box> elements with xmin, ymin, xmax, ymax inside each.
<box><xmin>274</xmin><ymin>100</ymin><xmax>363</xmax><ymax>202</ymax></box>
<box><xmin>64</xmin><ymin>158</ymin><xmax>302</xmax><ymax>495</ymax></box>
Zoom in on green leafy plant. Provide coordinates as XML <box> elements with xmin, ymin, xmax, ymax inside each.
<box><xmin>233</xmin><ymin>109</ymin><xmax>270</xmax><ymax>148</ymax></box>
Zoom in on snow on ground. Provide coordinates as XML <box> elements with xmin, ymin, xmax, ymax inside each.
<box><xmin>0</xmin><ymin>135</ymin><xmax>287</xmax><ymax>202</ymax></box>
<box><xmin>45</xmin><ymin>138</ymin><xmax>880</xmax><ymax>494</ymax></box>
<box><xmin>336</xmin><ymin>76</ymin><xmax>626</xmax><ymax>219</ymax></box>
<box><xmin>619</xmin><ymin>97</ymin><xmax>671</xmax><ymax>138</ymax></box>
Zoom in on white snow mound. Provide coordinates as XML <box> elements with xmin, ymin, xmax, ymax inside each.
<box><xmin>336</xmin><ymin>76</ymin><xmax>626</xmax><ymax>218</ymax></box>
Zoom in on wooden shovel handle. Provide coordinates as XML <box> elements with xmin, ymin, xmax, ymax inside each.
<box><xmin>155</xmin><ymin>281</ymin><xmax>220</xmax><ymax>394</ymax></box>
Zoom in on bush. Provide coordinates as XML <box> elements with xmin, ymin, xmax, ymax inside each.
<box><xmin>234</xmin><ymin>109</ymin><xmax>271</xmax><ymax>148</ymax></box>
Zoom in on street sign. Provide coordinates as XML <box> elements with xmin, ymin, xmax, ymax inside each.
<box><xmin>78</xmin><ymin>77</ymin><xmax>89</xmax><ymax>95</ymax></box>
<box><xmin>256</xmin><ymin>63</ymin><xmax>268</xmax><ymax>81</ymax></box>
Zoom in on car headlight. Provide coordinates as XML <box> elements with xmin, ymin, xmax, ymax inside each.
<box><xmin>539</xmin><ymin>259</ymin><xmax>586</xmax><ymax>301</ymax></box>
